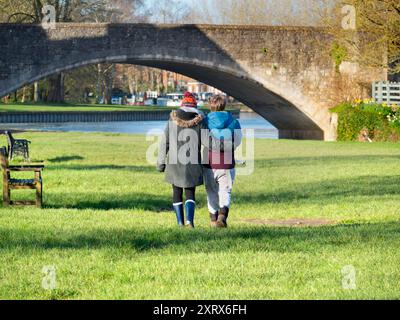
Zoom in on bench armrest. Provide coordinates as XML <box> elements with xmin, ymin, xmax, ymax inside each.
<box><xmin>14</xmin><ymin>139</ymin><xmax>31</xmax><ymax>144</ymax></box>
<box><xmin>8</xmin><ymin>165</ymin><xmax>44</xmax><ymax>172</ymax></box>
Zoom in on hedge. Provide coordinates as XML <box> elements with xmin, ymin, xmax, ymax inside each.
<box><xmin>330</xmin><ymin>100</ymin><xmax>400</xmax><ymax>142</ymax></box>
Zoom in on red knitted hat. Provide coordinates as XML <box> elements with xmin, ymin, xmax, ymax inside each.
<box><xmin>181</xmin><ymin>91</ymin><xmax>197</xmax><ymax>108</ymax></box>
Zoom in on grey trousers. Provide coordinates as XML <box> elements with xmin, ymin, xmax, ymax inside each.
<box><xmin>204</xmin><ymin>168</ymin><xmax>236</xmax><ymax>214</ymax></box>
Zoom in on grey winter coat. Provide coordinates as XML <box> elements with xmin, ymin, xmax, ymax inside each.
<box><xmin>157</xmin><ymin>108</ymin><xmax>205</xmax><ymax>188</ymax></box>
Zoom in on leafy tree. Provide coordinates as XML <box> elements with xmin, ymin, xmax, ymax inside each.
<box><xmin>188</xmin><ymin>0</ymin><xmax>325</xmax><ymax>26</ymax></box>
<box><xmin>324</xmin><ymin>0</ymin><xmax>400</xmax><ymax>75</ymax></box>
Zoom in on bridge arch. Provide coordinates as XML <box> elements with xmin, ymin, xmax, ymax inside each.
<box><xmin>16</xmin><ymin>54</ymin><xmax>325</xmax><ymax>140</ymax></box>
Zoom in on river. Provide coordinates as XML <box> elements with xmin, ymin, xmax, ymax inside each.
<box><xmin>1</xmin><ymin>112</ymin><xmax>278</xmax><ymax>139</ymax></box>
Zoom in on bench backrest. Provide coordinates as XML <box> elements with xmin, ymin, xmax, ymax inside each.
<box><xmin>5</xmin><ymin>131</ymin><xmax>14</xmax><ymax>146</ymax></box>
<box><xmin>0</xmin><ymin>147</ymin><xmax>8</xmax><ymax>170</ymax></box>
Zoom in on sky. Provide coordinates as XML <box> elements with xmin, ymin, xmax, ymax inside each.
<box><xmin>142</xmin><ymin>0</ymin><xmax>331</xmax><ymax>25</ymax></box>
<box><xmin>143</xmin><ymin>0</ymin><xmax>200</xmax><ymax>23</ymax></box>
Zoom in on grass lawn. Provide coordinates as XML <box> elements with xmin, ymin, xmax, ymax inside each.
<box><xmin>0</xmin><ymin>103</ymin><xmax>240</xmax><ymax>113</ymax></box>
<box><xmin>0</xmin><ymin>132</ymin><xmax>400</xmax><ymax>300</ymax></box>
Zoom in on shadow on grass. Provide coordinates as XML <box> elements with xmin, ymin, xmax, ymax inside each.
<box><xmin>45</xmin><ymin>155</ymin><xmax>400</xmax><ymax>172</ymax></box>
<box><xmin>254</xmin><ymin>154</ymin><xmax>400</xmax><ymax>169</ymax></box>
<box><xmin>37</xmin><ymin>175</ymin><xmax>400</xmax><ymax>211</ymax></box>
<box><xmin>13</xmin><ymin>154</ymin><xmax>399</xmax><ymax>211</ymax></box>
<box><xmin>45</xmin><ymin>164</ymin><xmax>155</xmax><ymax>172</ymax></box>
<box><xmin>48</xmin><ymin>155</ymin><xmax>85</xmax><ymax>163</ymax></box>
<box><xmin>236</xmin><ymin>175</ymin><xmax>400</xmax><ymax>204</ymax></box>
<box><xmin>0</xmin><ymin>222</ymin><xmax>399</xmax><ymax>253</ymax></box>
<box><xmin>46</xmin><ymin>192</ymin><xmax>173</xmax><ymax>211</ymax></box>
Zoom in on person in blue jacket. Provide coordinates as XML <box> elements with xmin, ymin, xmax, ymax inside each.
<box><xmin>203</xmin><ymin>94</ymin><xmax>242</xmax><ymax>228</ymax></box>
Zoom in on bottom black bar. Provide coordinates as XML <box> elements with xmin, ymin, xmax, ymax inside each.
<box><xmin>0</xmin><ymin>300</ymin><xmax>397</xmax><ymax>318</ymax></box>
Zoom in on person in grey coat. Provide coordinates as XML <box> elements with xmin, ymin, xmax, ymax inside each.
<box><xmin>157</xmin><ymin>92</ymin><xmax>205</xmax><ymax>228</ymax></box>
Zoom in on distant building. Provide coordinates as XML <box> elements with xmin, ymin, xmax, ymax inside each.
<box><xmin>373</xmin><ymin>81</ymin><xmax>400</xmax><ymax>105</ymax></box>
<box><xmin>187</xmin><ymin>81</ymin><xmax>224</xmax><ymax>95</ymax></box>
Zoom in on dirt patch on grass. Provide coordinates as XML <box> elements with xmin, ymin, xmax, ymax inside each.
<box><xmin>240</xmin><ymin>218</ymin><xmax>335</xmax><ymax>227</ymax></box>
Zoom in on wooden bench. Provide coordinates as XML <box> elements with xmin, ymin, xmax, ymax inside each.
<box><xmin>5</xmin><ymin>131</ymin><xmax>31</xmax><ymax>161</ymax></box>
<box><xmin>1</xmin><ymin>147</ymin><xmax>44</xmax><ymax>208</ymax></box>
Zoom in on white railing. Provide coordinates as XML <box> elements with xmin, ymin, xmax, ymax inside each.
<box><xmin>372</xmin><ymin>81</ymin><xmax>400</xmax><ymax>105</ymax></box>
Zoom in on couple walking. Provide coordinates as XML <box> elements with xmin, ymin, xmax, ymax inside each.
<box><xmin>157</xmin><ymin>92</ymin><xmax>242</xmax><ymax>229</ymax></box>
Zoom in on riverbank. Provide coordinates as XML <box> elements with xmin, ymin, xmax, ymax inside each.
<box><xmin>0</xmin><ymin>103</ymin><xmax>241</xmax><ymax>124</ymax></box>
<box><xmin>0</xmin><ymin>110</ymin><xmax>174</xmax><ymax>123</ymax></box>
<box><xmin>0</xmin><ymin>102</ymin><xmax>244</xmax><ymax>113</ymax></box>
<box><xmin>0</xmin><ymin>103</ymin><xmax>174</xmax><ymax>113</ymax></box>
<box><xmin>0</xmin><ymin>132</ymin><xmax>399</xmax><ymax>299</ymax></box>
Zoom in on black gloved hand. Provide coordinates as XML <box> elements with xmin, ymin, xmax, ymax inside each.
<box><xmin>157</xmin><ymin>164</ymin><xmax>166</xmax><ymax>173</ymax></box>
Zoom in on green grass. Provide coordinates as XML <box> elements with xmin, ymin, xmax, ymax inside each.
<box><xmin>0</xmin><ymin>103</ymin><xmax>239</xmax><ymax>113</ymax></box>
<box><xmin>1</xmin><ymin>132</ymin><xmax>400</xmax><ymax>300</ymax></box>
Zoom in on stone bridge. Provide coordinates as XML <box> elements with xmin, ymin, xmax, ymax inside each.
<box><xmin>0</xmin><ymin>23</ymin><xmax>387</xmax><ymax>140</ymax></box>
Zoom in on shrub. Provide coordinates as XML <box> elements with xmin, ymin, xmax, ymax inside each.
<box><xmin>330</xmin><ymin>100</ymin><xmax>400</xmax><ymax>142</ymax></box>
<box><xmin>330</xmin><ymin>42</ymin><xmax>348</xmax><ymax>72</ymax></box>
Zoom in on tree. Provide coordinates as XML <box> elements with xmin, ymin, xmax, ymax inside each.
<box><xmin>188</xmin><ymin>0</ymin><xmax>325</xmax><ymax>26</ymax></box>
<box><xmin>0</xmin><ymin>0</ymin><xmax>114</xmax><ymax>23</ymax></box>
<box><xmin>323</xmin><ymin>0</ymin><xmax>400</xmax><ymax>75</ymax></box>
<box><xmin>143</xmin><ymin>0</ymin><xmax>190</xmax><ymax>23</ymax></box>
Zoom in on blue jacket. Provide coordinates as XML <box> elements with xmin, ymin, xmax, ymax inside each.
<box><xmin>205</xmin><ymin>111</ymin><xmax>241</xmax><ymax>140</ymax></box>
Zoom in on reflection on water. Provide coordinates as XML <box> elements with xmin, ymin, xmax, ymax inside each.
<box><xmin>1</xmin><ymin>112</ymin><xmax>278</xmax><ymax>139</ymax></box>
<box><xmin>239</xmin><ymin>112</ymin><xmax>278</xmax><ymax>139</ymax></box>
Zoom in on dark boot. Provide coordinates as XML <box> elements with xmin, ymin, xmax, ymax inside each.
<box><xmin>210</xmin><ymin>212</ymin><xmax>218</xmax><ymax>228</ymax></box>
<box><xmin>185</xmin><ymin>200</ymin><xmax>196</xmax><ymax>228</ymax></box>
<box><xmin>217</xmin><ymin>207</ymin><xmax>229</xmax><ymax>228</ymax></box>
<box><xmin>173</xmin><ymin>203</ymin><xmax>184</xmax><ymax>227</ymax></box>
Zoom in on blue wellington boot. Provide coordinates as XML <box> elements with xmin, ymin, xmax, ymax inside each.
<box><xmin>185</xmin><ymin>200</ymin><xmax>196</xmax><ymax>228</ymax></box>
<box><xmin>173</xmin><ymin>203</ymin><xmax>185</xmax><ymax>227</ymax></box>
